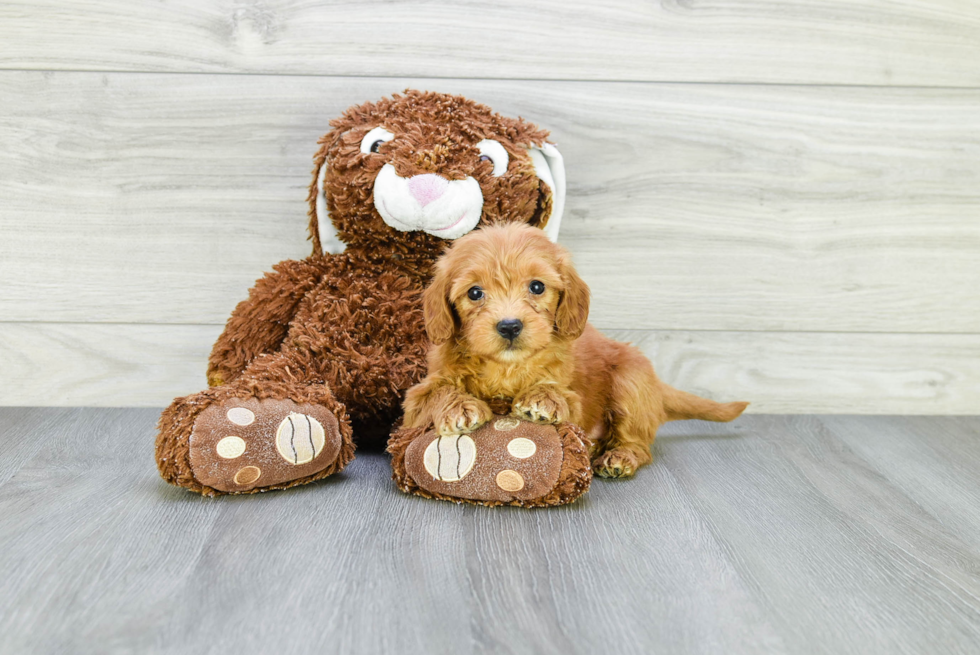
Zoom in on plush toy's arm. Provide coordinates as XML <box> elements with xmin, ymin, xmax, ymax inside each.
<box><xmin>206</xmin><ymin>256</ymin><xmax>331</xmax><ymax>386</ymax></box>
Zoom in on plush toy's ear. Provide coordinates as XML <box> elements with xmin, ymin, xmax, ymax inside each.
<box><xmin>422</xmin><ymin>264</ymin><xmax>457</xmax><ymax>344</ymax></box>
<box><xmin>555</xmin><ymin>252</ymin><xmax>590</xmax><ymax>339</ymax></box>
<box><xmin>527</xmin><ymin>142</ymin><xmax>565</xmax><ymax>243</ymax></box>
<box><xmin>314</xmin><ymin>158</ymin><xmax>347</xmax><ymax>255</ymax></box>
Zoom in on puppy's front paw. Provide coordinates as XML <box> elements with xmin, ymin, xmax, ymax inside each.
<box><xmin>436</xmin><ymin>395</ymin><xmax>492</xmax><ymax>436</ymax></box>
<box><xmin>592</xmin><ymin>448</ymin><xmax>639</xmax><ymax>479</ymax></box>
<box><xmin>512</xmin><ymin>386</ymin><xmax>569</xmax><ymax>425</ymax></box>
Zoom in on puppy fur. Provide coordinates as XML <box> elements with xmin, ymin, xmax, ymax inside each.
<box><xmin>402</xmin><ymin>223</ymin><xmax>748</xmax><ymax>478</ymax></box>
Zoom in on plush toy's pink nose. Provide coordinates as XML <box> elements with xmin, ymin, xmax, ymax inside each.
<box><xmin>407</xmin><ymin>174</ymin><xmax>448</xmax><ymax>207</ymax></box>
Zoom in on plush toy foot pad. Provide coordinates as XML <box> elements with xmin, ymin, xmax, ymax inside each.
<box><xmin>189</xmin><ymin>398</ymin><xmax>344</xmax><ymax>493</ymax></box>
<box><xmin>389</xmin><ymin>415</ymin><xmax>592</xmax><ymax>507</ymax></box>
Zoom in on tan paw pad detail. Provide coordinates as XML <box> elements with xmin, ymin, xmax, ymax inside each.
<box><xmin>423</xmin><ymin>435</ymin><xmax>477</xmax><ymax>482</ymax></box>
<box><xmin>189</xmin><ymin>398</ymin><xmax>344</xmax><ymax>493</ymax></box>
<box><xmin>506</xmin><ymin>437</ymin><xmax>536</xmax><ymax>459</ymax></box>
<box><xmin>275</xmin><ymin>413</ymin><xmax>326</xmax><ymax>465</ymax></box>
<box><xmin>226</xmin><ymin>407</ymin><xmax>255</xmax><ymax>426</ymax></box>
<box><xmin>401</xmin><ymin>415</ymin><xmax>568</xmax><ymax>503</ymax></box>
<box><xmin>495</xmin><ymin>469</ymin><xmax>525</xmax><ymax>492</ymax></box>
<box><xmin>234</xmin><ymin>466</ymin><xmax>261</xmax><ymax>485</ymax></box>
<box><xmin>215</xmin><ymin>436</ymin><xmax>246</xmax><ymax>459</ymax></box>
<box><xmin>494</xmin><ymin>417</ymin><xmax>521</xmax><ymax>431</ymax></box>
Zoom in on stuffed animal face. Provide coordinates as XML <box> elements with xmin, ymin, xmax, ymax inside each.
<box><xmin>307</xmin><ymin>91</ymin><xmax>565</xmax><ymax>258</ymax></box>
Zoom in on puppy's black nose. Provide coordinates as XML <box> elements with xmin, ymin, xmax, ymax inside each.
<box><xmin>496</xmin><ymin>318</ymin><xmax>523</xmax><ymax>340</ymax></box>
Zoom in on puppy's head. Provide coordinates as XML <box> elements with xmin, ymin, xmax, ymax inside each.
<box><xmin>424</xmin><ymin>223</ymin><xmax>590</xmax><ymax>360</ymax></box>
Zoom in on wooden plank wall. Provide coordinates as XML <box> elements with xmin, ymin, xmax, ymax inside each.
<box><xmin>0</xmin><ymin>1</ymin><xmax>978</xmax><ymax>412</ymax></box>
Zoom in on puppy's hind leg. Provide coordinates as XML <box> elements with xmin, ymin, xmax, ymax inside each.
<box><xmin>591</xmin><ymin>358</ymin><xmax>663</xmax><ymax>479</ymax></box>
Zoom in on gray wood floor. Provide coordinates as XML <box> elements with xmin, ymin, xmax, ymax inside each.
<box><xmin>1</xmin><ymin>409</ymin><xmax>978</xmax><ymax>654</ymax></box>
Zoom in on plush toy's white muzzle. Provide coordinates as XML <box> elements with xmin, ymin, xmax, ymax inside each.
<box><xmin>315</xmin><ymin>141</ymin><xmax>564</xmax><ymax>255</ymax></box>
<box><xmin>372</xmin><ymin>164</ymin><xmax>483</xmax><ymax>240</ymax></box>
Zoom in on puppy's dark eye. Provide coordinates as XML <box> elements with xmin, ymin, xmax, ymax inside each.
<box><xmin>479</xmin><ymin>154</ymin><xmax>492</xmax><ymax>164</ymax></box>
<box><xmin>467</xmin><ymin>286</ymin><xmax>484</xmax><ymax>301</ymax></box>
<box><xmin>529</xmin><ymin>280</ymin><xmax>545</xmax><ymax>295</ymax></box>
<box><xmin>370</xmin><ymin>140</ymin><xmax>384</xmax><ymax>153</ymax></box>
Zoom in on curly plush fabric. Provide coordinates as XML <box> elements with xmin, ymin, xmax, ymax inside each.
<box><xmin>155</xmin><ymin>91</ymin><xmax>565</xmax><ymax>496</ymax></box>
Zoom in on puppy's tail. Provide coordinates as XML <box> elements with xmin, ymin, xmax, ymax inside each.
<box><xmin>661</xmin><ymin>385</ymin><xmax>749</xmax><ymax>423</ymax></box>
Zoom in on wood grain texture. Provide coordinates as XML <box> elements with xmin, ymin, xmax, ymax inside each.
<box><xmin>2</xmin><ymin>323</ymin><xmax>977</xmax><ymax>413</ymax></box>
<box><xmin>2</xmin><ymin>72</ymin><xmax>979</xmax><ymax>332</ymax></box>
<box><xmin>819</xmin><ymin>416</ymin><xmax>980</xmax><ymax>546</ymax></box>
<box><xmin>1</xmin><ymin>409</ymin><xmax>979</xmax><ymax>654</ymax></box>
<box><xmin>606</xmin><ymin>329</ymin><xmax>980</xmax><ymax>415</ymax></box>
<box><xmin>0</xmin><ymin>407</ymin><xmax>79</xmax><ymax>487</ymax></box>
<box><xmin>659</xmin><ymin>415</ymin><xmax>980</xmax><ymax>655</ymax></box>
<box><xmin>2</xmin><ymin>1</ymin><xmax>980</xmax><ymax>86</ymax></box>
<box><xmin>0</xmin><ymin>323</ymin><xmax>220</xmax><ymax>407</ymax></box>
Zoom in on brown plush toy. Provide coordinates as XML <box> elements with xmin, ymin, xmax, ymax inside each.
<box><xmin>388</xmin><ymin>411</ymin><xmax>592</xmax><ymax>508</ymax></box>
<box><xmin>154</xmin><ymin>90</ymin><xmax>588</xmax><ymax>500</ymax></box>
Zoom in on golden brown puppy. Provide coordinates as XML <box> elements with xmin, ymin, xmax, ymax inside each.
<box><xmin>402</xmin><ymin>223</ymin><xmax>748</xmax><ymax>478</ymax></box>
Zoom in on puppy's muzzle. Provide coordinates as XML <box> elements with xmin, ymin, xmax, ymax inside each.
<box><xmin>496</xmin><ymin>319</ymin><xmax>523</xmax><ymax>341</ymax></box>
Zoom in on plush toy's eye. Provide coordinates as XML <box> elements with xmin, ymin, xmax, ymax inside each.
<box><xmin>529</xmin><ymin>280</ymin><xmax>545</xmax><ymax>295</ymax></box>
<box><xmin>360</xmin><ymin>126</ymin><xmax>395</xmax><ymax>155</ymax></box>
<box><xmin>467</xmin><ymin>286</ymin><xmax>484</xmax><ymax>301</ymax></box>
<box><xmin>475</xmin><ymin>139</ymin><xmax>509</xmax><ymax>177</ymax></box>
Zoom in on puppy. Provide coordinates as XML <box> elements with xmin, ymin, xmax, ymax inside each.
<box><xmin>402</xmin><ymin>223</ymin><xmax>748</xmax><ymax>478</ymax></box>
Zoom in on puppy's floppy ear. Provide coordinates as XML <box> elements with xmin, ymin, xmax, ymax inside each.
<box><xmin>555</xmin><ymin>253</ymin><xmax>590</xmax><ymax>339</ymax></box>
<box><xmin>423</xmin><ymin>262</ymin><xmax>457</xmax><ymax>344</ymax></box>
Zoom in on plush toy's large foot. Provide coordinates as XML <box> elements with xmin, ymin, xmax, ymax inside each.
<box><xmin>157</xmin><ymin>392</ymin><xmax>354</xmax><ymax>496</ymax></box>
<box><xmin>388</xmin><ymin>415</ymin><xmax>592</xmax><ymax>507</ymax></box>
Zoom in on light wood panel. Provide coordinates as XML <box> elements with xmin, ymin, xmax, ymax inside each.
<box><xmin>2</xmin><ymin>323</ymin><xmax>977</xmax><ymax>413</ymax></box>
<box><xmin>607</xmin><ymin>329</ymin><xmax>980</xmax><ymax>415</ymax></box>
<box><xmin>2</xmin><ymin>1</ymin><xmax>980</xmax><ymax>87</ymax></box>
<box><xmin>2</xmin><ymin>410</ymin><xmax>980</xmax><ymax>653</ymax></box>
<box><xmin>0</xmin><ymin>323</ymin><xmax>221</xmax><ymax>407</ymax></box>
<box><xmin>2</xmin><ymin>72</ymin><xmax>978</xmax><ymax>332</ymax></box>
